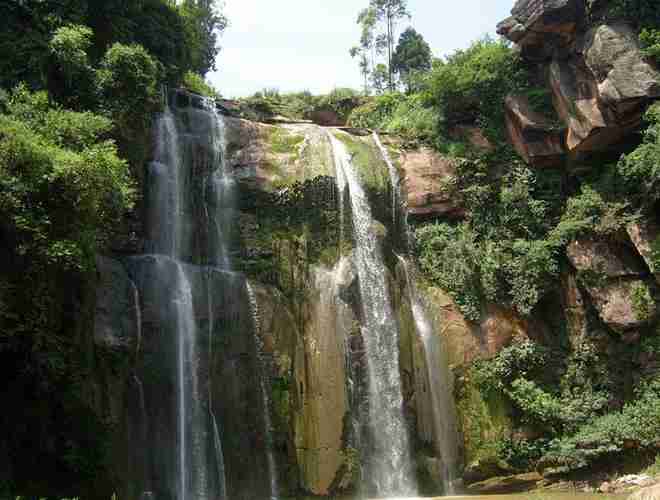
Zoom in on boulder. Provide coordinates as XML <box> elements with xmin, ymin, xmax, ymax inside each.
<box><xmin>497</xmin><ymin>0</ymin><xmax>583</xmax><ymax>60</ymax></box>
<box><xmin>566</xmin><ymin>238</ymin><xmax>655</xmax><ymax>331</ymax></box>
<box><xmin>548</xmin><ymin>58</ymin><xmax>623</xmax><ymax>153</ymax></box>
<box><xmin>627</xmin><ymin>221</ymin><xmax>660</xmax><ymax>283</ymax></box>
<box><xmin>399</xmin><ymin>148</ymin><xmax>463</xmax><ymax>220</ymax></box>
<box><xmin>629</xmin><ymin>484</ymin><xmax>660</xmax><ymax>500</ymax></box>
<box><xmin>583</xmin><ymin>24</ymin><xmax>660</xmax><ymax>115</ymax></box>
<box><xmin>547</xmin><ymin>23</ymin><xmax>660</xmax><ymax>154</ymax></box>
<box><xmin>467</xmin><ymin>472</ymin><xmax>543</xmax><ymax>494</ymax></box>
<box><xmin>448</xmin><ymin>124</ymin><xmax>495</xmax><ymax>152</ymax></box>
<box><xmin>504</xmin><ymin>94</ymin><xmax>565</xmax><ymax>167</ymax></box>
<box><xmin>566</xmin><ymin>238</ymin><xmax>645</xmax><ymax>278</ymax></box>
<box><xmin>587</xmin><ymin>279</ymin><xmax>656</xmax><ymax>333</ymax></box>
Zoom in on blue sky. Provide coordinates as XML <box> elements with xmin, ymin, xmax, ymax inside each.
<box><xmin>208</xmin><ymin>0</ymin><xmax>514</xmax><ymax>98</ymax></box>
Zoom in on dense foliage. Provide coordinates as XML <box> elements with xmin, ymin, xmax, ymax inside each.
<box><xmin>0</xmin><ymin>1</ymin><xmax>224</xmax><ymax>497</ymax></box>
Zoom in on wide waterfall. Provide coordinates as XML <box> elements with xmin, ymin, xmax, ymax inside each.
<box><xmin>125</xmin><ymin>91</ymin><xmax>275</xmax><ymax>500</ymax></box>
<box><xmin>329</xmin><ymin>131</ymin><xmax>417</xmax><ymax>497</ymax></box>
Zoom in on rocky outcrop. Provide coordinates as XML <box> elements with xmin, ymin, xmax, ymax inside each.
<box><xmin>629</xmin><ymin>484</ymin><xmax>660</xmax><ymax>500</ymax></box>
<box><xmin>566</xmin><ymin>238</ymin><xmax>657</xmax><ymax>332</ymax></box>
<box><xmin>293</xmin><ymin>262</ymin><xmax>355</xmax><ymax>495</ymax></box>
<box><xmin>466</xmin><ymin>472</ymin><xmax>543</xmax><ymax>494</ymax></box>
<box><xmin>399</xmin><ymin>148</ymin><xmax>463</xmax><ymax>220</ymax></box>
<box><xmin>627</xmin><ymin>220</ymin><xmax>660</xmax><ymax>283</ymax></box>
<box><xmin>499</xmin><ymin>1</ymin><xmax>660</xmax><ymax>156</ymax></box>
<box><xmin>94</xmin><ymin>256</ymin><xmax>140</xmax><ymax>351</ymax></box>
<box><xmin>497</xmin><ymin>0</ymin><xmax>583</xmax><ymax>60</ymax></box>
<box><xmin>504</xmin><ymin>94</ymin><xmax>565</xmax><ymax>167</ymax></box>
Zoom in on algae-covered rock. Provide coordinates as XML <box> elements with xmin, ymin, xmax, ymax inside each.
<box><xmin>94</xmin><ymin>256</ymin><xmax>139</xmax><ymax>351</ymax></box>
<box><xmin>467</xmin><ymin>471</ymin><xmax>542</xmax><ymax>494</ymax></box>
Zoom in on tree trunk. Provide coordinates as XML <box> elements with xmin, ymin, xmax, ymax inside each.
<box><xmin>387</xmin><ymin>7</ymin><xmax>393</xmax><ymax>91</ymax></box>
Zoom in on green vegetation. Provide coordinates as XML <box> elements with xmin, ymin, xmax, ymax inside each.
<box><xmin>0</xmin><ymin>85</ymin><xmax>135</xmax><ymax>271</ymax></box>
<box><xmin>182</xmin><ymin>70</ymin><xmax>219</xmax><ymax>98</ymax></box>
<box><xmin>350</xmin><ymin>0</ymin><xmax>411</xmax><ymax>92</ymax></box>
<box><xmin>543</xmin><ymin>380</ymin><xmax>660</xmax><ymax>474</ymax></box>
<box><xmin>0</xmin><ymin>1</ymin><xmax>226</xmax><ymax>497</ymax></box>
<box><xmin>236</xmin><ymin>87</ymin><xmax>363</xmax><ymax>123</ymax></box>
<box><xmin>392</xmin><ymin>28</ymin><xmax>432</xmax><ymax>93</ymax></box>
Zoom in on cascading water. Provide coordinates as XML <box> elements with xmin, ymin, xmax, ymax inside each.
<box><xmin>329</xmin><ymin>131</ymin><xmax>417</xmax><ymax>497</ymax></box>
<box><xmin>398</xmin><ymin>256</ymin><xmax>459</xmax><ymax>494</ymax></box>
<box><xmin>140</xmin><ymin>97</ymin><xmax>229</xmax><ymax>500</ymax></box>
<box><xmin>372</xmin><ymin>132</ymin><xmax>400</xmax><ymax>230</ymax></box>
<box><xmin>246</xmin><ymin>282</ymin><xmax>281</xmax><ymax>500</ymax></box>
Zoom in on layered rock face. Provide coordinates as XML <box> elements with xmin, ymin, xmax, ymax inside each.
<box><xmin>499</xmin><ymin>0</ymin><xmax>660</xmax><ymax>160</ymax></box>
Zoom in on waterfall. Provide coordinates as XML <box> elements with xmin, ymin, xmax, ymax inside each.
<box><xmin>372</xmin><ymin>132</ymin><xmax>400</xmax><ymax>229</ymax></box>
<box><xmin>329</xmin><ymin>131</ymin><xmax>416</xmax><ymax>497</ymax></box>
<box><xmin>398</xmin><ymin>256</ymin><xmax>459</xmax><ymax>494</ymax></box>
<box><xmin>142</xmin><ymin>96</ymin><xmax>229</xmax><ymax>500</ymax></box>
<box><xmin>246</xmin><ymin>282</ymin><xmax>280</xmax><ymax>500</ymax></box>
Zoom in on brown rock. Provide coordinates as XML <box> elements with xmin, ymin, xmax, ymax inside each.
<box><xmin>561</xmin><ymin>272</ymin><xmax>589</xmax><ymax>346</ymax></box>
<box><xmin>583</xmin><ymin>24</ymin><xmax>660</xmax><ymax>114</ymax></box>
<box><xmin>505</xmin><ymin>94</ymin><xmax>565</xmax><ymax>167</ymax></box>
<box><xmin>449</xmin><ymin>124</ymin><xmax>495</xmax><ymax>152</ymax></box>
<box><xmin>547</xmin><ymin>24</ymin><xmax>660</xmax><ymax>154</ymax></box>
<box><xmin>293</xmin><ymin>262</ymin><xmax>355</xmax><ymax>495</ymax></box>
<box><xmin>627</xmin><ymin>221</ymin><xmax>660</xmax><ymax>282</ymax></box>
<box><xmin>399</xmin><ymin>148</ymin><xmax>463</xmax><ymax>220</ymax></box>
<box><xmin>497</xmin><ymin>0</ymin><xmax>582</xmax><ymax>60</ymax></box>
<box><xmin>628</xmin><ymin>484</ymin><xmax>660</xmax><ymax>500</ymax></box>
<box><xmin>566</xmin><ymin>238</ymin><xmax>645</xmax><ymax>278</ymax></box>
<box><xmin>467</xmin><ymin>472</ymin><xmax>543</xmax><ymax>494</ymax></box>
<box><xmin>587</xmin><ymin>279</ymin><xmax>655</xmax><ymax>333</ymax></box>
<box><xmin>548</xmin><ymin>58</ymin><xmax>622</xmax><ymax>153</ymax></box>
<box><xmin>566</xmin><ymin>237</ymin><xmax>655</xmax><ymax>332</ymax></box>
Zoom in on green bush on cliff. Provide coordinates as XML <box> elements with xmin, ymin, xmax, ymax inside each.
<box><xmin>425</xmin><ymin>37</ymin><xmax>531</xmax><ymax>142</ymax></box>
<box><xmin>617</xmin><ymin>103</ymin><xmax>660</xmax><ymax>206</ymax></box>
<box><xmin>543</xmin><ymin>378</ymin><xmax>660</xmax><ymax>473</ymax></box>
<box><xmin>0</xmin><ymin>85</ymin><xmax>135</xmax><ymax>270</ymax></box>
<box><xmin>640</xmin><ymin>29</ymin><xmax>660</xmax><ymax>61</ymax></box>
<box><xmin>182</xmin><ymin>71</ymin><xmax>219</xmax><ymax>98</ymax></box>
<box><xmin>416</xmin><ymin>160</ymin><xmax>560</xmax><ymax>319</ymax></box>
<box><xmin>96</xmin><ymin>43</ymin><xmax>162</xmax><ymax>130</ymax></box>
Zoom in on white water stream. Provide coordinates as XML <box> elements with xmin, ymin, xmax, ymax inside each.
<box><xmin>398</xmin><ymin>256</ymin><xmax>459</xmax><ymax>494</ymax></box>
<box><xmin>329</xmin><ymin>131</ymin><xmax>417</xmax><ymax>497</ymax></box>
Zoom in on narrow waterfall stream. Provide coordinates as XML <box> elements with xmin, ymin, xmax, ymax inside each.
<box><xmin>329</xmin><ymin>131</ymin><xmax>417</xmax><ymax>497</ymax></box>
<box><xmin>246</xmin><ymin>282</ymin><xmax>281</xmax><ymax>500</ymax></box>
<box><xmin>398</xmin><ymin>256</ymin><xmax>460</xmax><ymax>494</ymax></box>
<box><xmin>372</xmin><ymin>132</ymin><xmax>400</xmax><ymax>230</ymax></box>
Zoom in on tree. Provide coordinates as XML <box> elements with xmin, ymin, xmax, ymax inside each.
<box><xmin>392</xmin><ymin>27</ymin><xmax>431</xmax><ymax>93</ymax></box>
<box><xmin>351</xmin><ymin>7</ymin><xmax>378</xmax><ymax>95</ymax></box>
<box><xmin>371</xmin><ymin>0</ymin><xmax>410</xmax><ymax>90</ymax></box>
<box><xmin>371</xmin><ymin>63</ymin><xmax>390</xmax><ymax>94</ymax></box>
<box><xmin>351</xmin><ymin>0</ymin><xmax>409</xmax><ymax>93</ymax></box>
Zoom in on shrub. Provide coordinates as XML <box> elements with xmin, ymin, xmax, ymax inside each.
<box><xmin>640</xmin><ymin>29</ymin><xmax>660</xmax><ymax>61</ymax></box>
<box><xmin>426</xmin><ymin>38</ymin><xmax>532</xmax><ymax>141</ymax></box>
<box><xmin>182</xmin><ymin>71</ymin><xmax>218</xmax><ymax>98</ymax></box>
<box><xmin>96</xmin><ymin>43</ymin><xmax>162</xmax><ymax>129</ymax></box>
<box><xmin>49</xmin><ymin>24</ymin><xmax>93</xmax><ymax>83</ymax></box>
<box><xmin>617</xmin><ymin>103</ymin><xmax>660</xmax><ymax>206</ymax></box>
<box><xmin>347</xmin><ymin>92</ymin><xmax>403</xmax><ymax>129</ymax></box>
<box><xmin>542</xmin><ymin>379</ymin><xmax>660</xmax><ymax>473</ymax></box>
<box><xmin>0</xmin><ymin>85</ymin><xmax>135</xmax><ymax>270</ymax></box>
